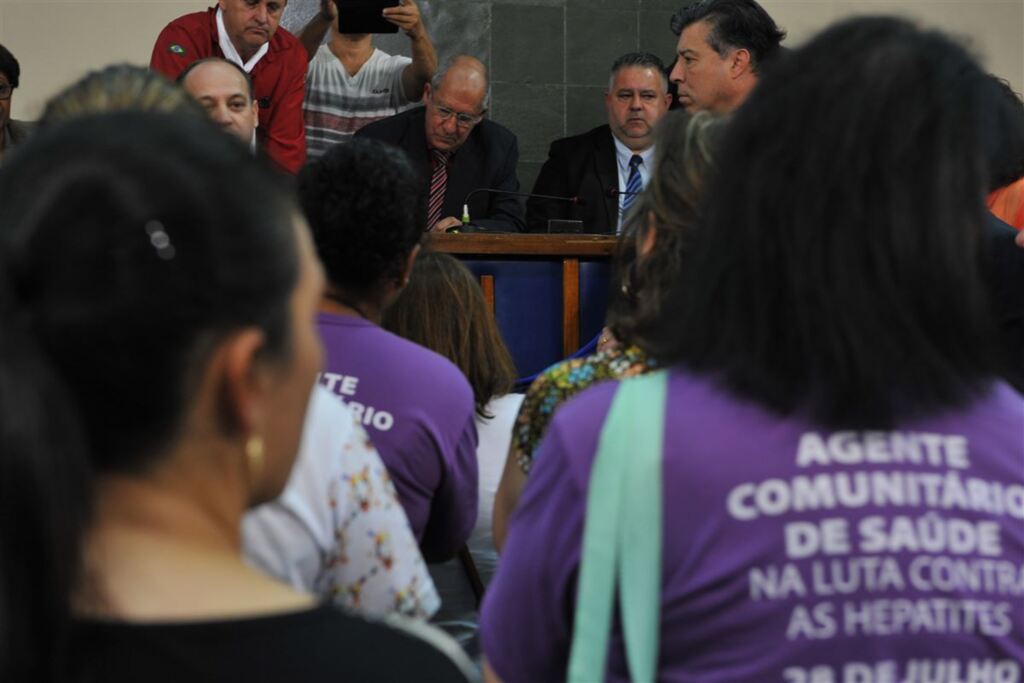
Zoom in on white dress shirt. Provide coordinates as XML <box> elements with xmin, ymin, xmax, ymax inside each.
<box><xmin>216</xmin><ymin>7</ymin><xmax>269</xmax><ymax>73</ymax></box>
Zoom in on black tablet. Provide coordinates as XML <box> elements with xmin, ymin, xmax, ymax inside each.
<box><xmin>334</xmin><ymin>0</ymin><xmax>401</xmax><ymax>34</ymax></box>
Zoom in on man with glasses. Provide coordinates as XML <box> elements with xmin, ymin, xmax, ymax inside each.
<box><xmin>0</xmin><ymin>43</ymin><xmax>32</xmax><ymax>167</ymax></box>
<box><xmin>356</xmin><ymin>56</ymin><xmax>525</xmax><ymax>233</ymax></box>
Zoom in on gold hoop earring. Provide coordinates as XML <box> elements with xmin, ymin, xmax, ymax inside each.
<box><xmin>245</xmin><ymin>435</ymin><xmax>265</xmax><ymax>483</ymax></box>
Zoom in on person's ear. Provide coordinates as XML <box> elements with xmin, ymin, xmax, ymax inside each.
<box><xmin>730</xmin><ymin>48</ymin><xmax>751</xmax><ymax>78</ymax></box>
<box><xmin>251</xmin><ymin>100</ymin><xmax>260</xmax><ymax>127</ymax></box>
<box><xmin>423</xmin><ymin>83</ymin><xmax>432</xmax><ymax>102</ymax></box>
<box><xmin>212</xmin><ymin>328</ymin><xmax>270</xmax><ymax>438</ymax></box>
<box><xmin>639</xmin><ymin>212</ymin><xmax>658</xmax><ymax>256</ymax></box>
<box><xmin>399</xmin><ymin>244</ymin><xmax>422</xmax><ymax>289</ymax></box>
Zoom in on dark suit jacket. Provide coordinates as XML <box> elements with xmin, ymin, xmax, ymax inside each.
<box><xmin>527</xmin><ymin>125</ymin><xmax>619</xmax><ymax>234</ymax></box>
<box><xmin>987</xmin><ymin>212</ymin><xmax>1024</xmax><ymax>393</ymax></box>
<box><xmin>355</xmin><ymin>107</ymin><xmax>525</xmax><ymax>232</ymax></box>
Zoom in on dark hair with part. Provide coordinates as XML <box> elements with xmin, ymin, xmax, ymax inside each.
<box><xmin>670</xmin><ymin>0</ymin><xmax>785</xmax><ymax>72</ymax></box>
<box><xmin>982</xmin><ymin>76</ymin><xmax>1024</xmax><ymax>191</ymax></box>
<box><xmin>610</xmin><ymin>52</ymin><xmax>669</xmax><ymax>91</ymax></box>
<box><xmin>299</xmin><ymin>137</ymin><xmax>425</xmax><ymax>297</ymax></box>
<box><xmin>647</xmin><ymin>16</ymin><xmax>1003</xmax><ymax>428</ymax></box>
<box><xmin>0</xmin><ymin>43</ymin><xmax>19</xmax><ymax>88</ymax></box>
<box><xmin>0</xmin><ymin>111</ymin><xmax>297</xmax><ymax>681</ymax></box>
<box><xmin>40</xmin><ymin>64</ymin><xmax>204</xmax><ymax>125</ymax></box>
<box><xmin>178</xmin><ymin>57</ymin><xmax>255</xmax><ymax>101</ymax></box>
<box><xmin>608</xmin><ymin>109</ymin><xmax>726</xmax><ymax>348</ymax></box>
<box><xmin>383</xmin><ymin>252</ymin><xmax>517</xmax><ymax>418</ymax></box>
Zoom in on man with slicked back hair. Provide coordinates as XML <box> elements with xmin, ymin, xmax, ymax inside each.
<box><xmin>669</xmin><ymin>0</ymin><xmax>784</xmax><ymax>113</ymax></box>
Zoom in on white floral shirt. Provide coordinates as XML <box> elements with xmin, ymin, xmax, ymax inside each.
<box><xmin>242</xmin><ymin>386</ymin><xmax>440</xmax><ymax>619</ymax></box>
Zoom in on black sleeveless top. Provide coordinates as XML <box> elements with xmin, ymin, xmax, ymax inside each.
<box><xmin>69</xmin><ymin>604</ymin><xmax>473</xmax><ymax>682</ymax></box>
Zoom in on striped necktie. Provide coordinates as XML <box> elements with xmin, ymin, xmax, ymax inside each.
<box><xmin>428</xmin><ymin>149</ymin><xmax>449</xmax><ymax>229</ymax></box>
<box><xmin>621</xmin><ymin>154</ymin><xmax>643</xmax><ymax>218</ymax></box>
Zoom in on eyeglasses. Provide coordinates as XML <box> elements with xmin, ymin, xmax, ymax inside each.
<box><xmin>431</xmin><ymin>101</ymin><xmax>485</xmax><ymax>127</ymax></box>
<box><xmin>0</xmin><ymin>84</ymin><xmax>12</xmax><ymax>101</ymax></box>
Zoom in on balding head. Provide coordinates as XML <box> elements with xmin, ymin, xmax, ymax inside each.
<box><xmin>423</xmin><ymin>56</ymin><xmax>489</xmax><ymax>152</ymax></box>
<box><xmin>179</xmin><ymin>58</ymin><xmax>258</xmax><ymax>144</ymax></box>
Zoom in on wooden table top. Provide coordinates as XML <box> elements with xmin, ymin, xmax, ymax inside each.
<box><xmin>428</xmin><ymin>233</ymin><xmax>618</xmax><ymax>257</ymax></box>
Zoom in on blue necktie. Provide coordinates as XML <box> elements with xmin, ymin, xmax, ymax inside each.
<box><xmin>621</xmin><ymin>154</ymin><xmax>643</xmax><ymax>218</ymax></box>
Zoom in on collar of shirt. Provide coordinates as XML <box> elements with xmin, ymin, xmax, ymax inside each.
<box><xmin>613</xmin><ymin>136</ymin><xmax>655</xmax><ymax>180</ymax></box>
<box><xmin>216</xmin><ymin>7</ymin><xmax>270</xmax><ymax>73</ymax></box>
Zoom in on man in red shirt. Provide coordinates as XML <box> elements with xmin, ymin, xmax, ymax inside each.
<box><xmin>151</xmin><ymin>0</ymin><xmax>306</xmax><ymax>173</ymax></box>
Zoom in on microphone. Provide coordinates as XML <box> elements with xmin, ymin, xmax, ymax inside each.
<box><xmin>462</xmin><ymin>187</ymin><xmax>585</xmax><ymax>210</ymax></box>
<box><xmin>457</xmin><ymin>188</ymin><xmax>584</xmax><ymax>229</ymax></box>
<box><xmin>604</xmin><ymin>186</ymin><xmax>642</xmax><ymax>199</ymax></box>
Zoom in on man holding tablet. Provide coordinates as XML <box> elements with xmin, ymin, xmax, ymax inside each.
<box><xmin>298</xmin><ymin>0</ymin><xmax>437</xmax><ymax>158</ymax></box>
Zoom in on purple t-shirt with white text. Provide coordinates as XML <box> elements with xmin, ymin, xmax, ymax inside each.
<box><xmin>317</xmin><ymin>312</ymin><xmax>478</xmax><ymax>562</ymax></box>
<box><xmin>482</xmin><ymin>368</ymin><xmax>1024</xmax><ymax>682</ymax></box>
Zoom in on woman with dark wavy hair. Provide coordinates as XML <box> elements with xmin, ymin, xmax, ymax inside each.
<box><xmin>482</xmin><ymin>17</ymin><xmax>1024</xmax><ymax>682</ymax></box>
<box><xmin>384</xmin><ymin>251</ymin><xmax>519</xmax><ymax>653</ymax></box>
<box><xmin>493</xmin><ymin>109</ymin><xmax>726</xmax><ymax>549</ymax></box>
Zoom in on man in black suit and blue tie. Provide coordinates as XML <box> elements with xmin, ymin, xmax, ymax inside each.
<box><xmin>527</xmin><ymin>53</ymin><xmax>672</xmax><ymax>234</ymax></box>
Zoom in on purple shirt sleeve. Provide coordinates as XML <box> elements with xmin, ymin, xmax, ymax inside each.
<box><xmin>418</xmin><ymin>409</ymin><xmax>479</xmax><ymax>563</ymax></box>
<box><xmin>480</xmin><ymin>384</ymin><xmax>615</xmax><ymax>682</ymax></box>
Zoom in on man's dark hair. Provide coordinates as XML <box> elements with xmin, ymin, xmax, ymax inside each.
<box><xmin>177</xmin><ymin>57</ymin><xmax>254</xmax><ymax>101</ymax></box>
<box><xmin>981</xmin><ymin>76</ymin><xmax>1024</xmax><ymax>192</ymax></box>
<box><xmin>671</xmin><ymin>0</ymin><xmax>785</xmax><ymax>72</ymax></box>
<box><xmin>610</xmin><ymin>52</ymin><xmax>669</xmax><ymax>90</ymax></box>
<box><xmin>0</xmin><ymin>43</ymin><xmax>20</xmax><ymax>88</ymax></box>
<box><xmin>646</xmin><ymin>17</ymin><xmax>1003</xmax><ymax>428</ymax></box>
<box><xmin>299</xmin><ymin>138</ymin><xmax>425</xmax><ymax>295</ymax></box>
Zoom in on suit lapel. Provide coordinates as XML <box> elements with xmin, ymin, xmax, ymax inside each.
<box><xmin>594</xmin><ymin>127</ymin><xmax>619</xmax><ymax>233</ymax></box>
<box><xmin>401</xmin><ymin>109</ymin><xmax>432</xmax><ymax>185</ymax></box>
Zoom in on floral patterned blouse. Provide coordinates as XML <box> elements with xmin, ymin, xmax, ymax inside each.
<box><xmin>511</xmin><ymin>344</ymin><xmax>657</xmax><ymax>475</ymax></box>
<box><xmin>243</xmin><ymin>387</ymin><xmax>440</xmax><ymax>620</ymax></box>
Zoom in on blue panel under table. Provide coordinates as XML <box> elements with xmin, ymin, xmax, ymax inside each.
<box><xmin>464</xmin><ymin>260</ymin><xmax>611</xmax><ymax>380</ymax></box>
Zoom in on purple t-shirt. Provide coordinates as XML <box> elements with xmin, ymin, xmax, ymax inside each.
<box><xmin>317</xmin><ymin>312</ymin><xmax>478</xmax><ymax>562</ymax></box>
<box><xmin>482</xmin><ymin>369</ymin><xmax>1024</xmax><ymax>682</ymax></box>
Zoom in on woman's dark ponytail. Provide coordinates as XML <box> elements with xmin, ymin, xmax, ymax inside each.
<box><xmin>0</xmin><ymin>110</ymin><xmax>299</xmax><ymax>681</ymax></box>
<box><xmin>0</xmin><ymin>309</ymin><xmax>92</xmax><ymax>681</ymax></box>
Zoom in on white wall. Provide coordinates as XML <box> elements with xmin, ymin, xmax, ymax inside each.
<box><xmin>0</xmin><ymin>0</ymin><xmax>1021</xmax><ymax>120</ymax></box>
<box><xmin>761</xmin><ymin>0</ymin><xmax>1023</xmax><ymax>94</ymax></box>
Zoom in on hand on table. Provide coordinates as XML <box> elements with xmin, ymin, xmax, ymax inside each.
<box><xmin>429</xmin><ymin>216</ymin><xmax>463</xmax><ymax>233</ymax></box>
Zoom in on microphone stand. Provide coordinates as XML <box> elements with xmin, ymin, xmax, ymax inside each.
<box><xmin>453</xmin><ymin>188</ymin><xmax>584</xmax><ymax>232</ymax></box>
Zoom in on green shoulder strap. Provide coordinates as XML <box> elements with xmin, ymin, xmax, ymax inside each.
<box><xmin>567</xmin><ymin>370</ymin><xmax>667</xmax><ymax>683</ymax></box>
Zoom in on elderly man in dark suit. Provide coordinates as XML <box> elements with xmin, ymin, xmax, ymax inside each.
<box><xmin>356</xmin><ymin>55</ymin><xmax>525</xmax><ymax>233</ymax></box>
<box><xmin>527</xmin><ymin>53</ymin><xmax>672</xmax><ymax>234</ymax></box>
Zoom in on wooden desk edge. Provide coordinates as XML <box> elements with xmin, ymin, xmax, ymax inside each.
<box><xmin>428</xmin><ymin>233</ymin><xmax>618</xmax><ymax>257</ymax></box>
